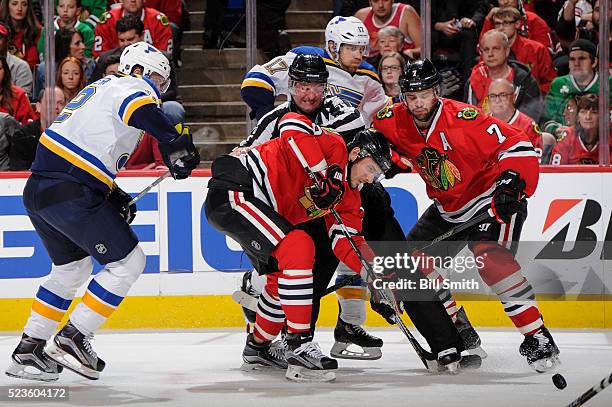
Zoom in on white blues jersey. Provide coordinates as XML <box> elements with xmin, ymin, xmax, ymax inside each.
<box><xmin>240</xmin><ymin>95</ymin><xmax>365</xmax><ymax>147</ymax></box>
<box><xmin>32</xmin><ymin>74</ymin><xmax>178</xmax><ymax>193</ymax></box>
<box><xmin>241</xmin><ymin>46</ymin><xmax>388</xmax><ymax>125</ymax></box>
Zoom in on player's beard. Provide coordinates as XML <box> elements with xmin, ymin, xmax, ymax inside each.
<box><xmin>409</xmin><ymin>100</ymin><xmax>440</xmax><ymax>128</ymax></box>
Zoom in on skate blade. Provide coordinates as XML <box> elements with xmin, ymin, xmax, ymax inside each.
<box><xmin>531</xmin><ymin>355</ymin><xmax>561</xmax><ymax>373</ymax></box>
<box><xmin>232</xmin><ymin>290</ymin><xmax>258</xmax><ymax>313</ymax></box>
<box><xmin>285</xmin><ymin>365</ymin><xmax>336</xmax><ymax>382</ymax></box>
<box><xmin>443</xmin><ymin>361</ymin><xmax>460</xmax><ymax>375</ymax></box>
<box><xmin>465</xmin><ymin>345</ymin><xmax>488</xmax><ymax>359</ymax></box>
<box><xmin>5</xmin><ymin>361</ymin><xmax>59</xmax><ymax>382</ymax></box>
<box><xmin>45</xmin><ymin>343</ymin><xmax>99</xmax><ymax>380</ymax></box>
<box><xmin>330</xmin><ymin>342</ymin><xmax>382</xmax><ymax>360</ymax></box>
<box><xmin>241</xmin><ymin>362</ymin><xmax>284</xmax><ymax>372</ymax></box>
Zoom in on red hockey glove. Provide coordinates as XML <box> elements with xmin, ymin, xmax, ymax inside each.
<box><xmin>309</xmin><ymin>164</ymin><xmax>345</xmax><ymax>210</ymax></box>
<box><xmin>491</xmin><ymin>170</ymin><xmax>526</xmax><ymax>224</ymax></box>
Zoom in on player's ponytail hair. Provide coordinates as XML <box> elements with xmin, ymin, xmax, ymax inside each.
<box><xmin>0</xmin><ymin>55</ymin><xmax>15</xmax><ymax>115</ymax></box>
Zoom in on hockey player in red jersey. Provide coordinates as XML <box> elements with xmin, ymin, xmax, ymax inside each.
<box><xmin>373</xmin><ymin>58</ymin><xmax>561</xmax><ymax>372</ymax></box>
<box><xmin>551</xmin><ymin>94</ymin><xmax>612</xmax><ymax>165</ymax></box>
<box><xmin>205</xmin><ymin>114</ymin><xmax>465</xmax><ymax>380</ymax></box>
<box><xmin>93</xmin><ymin>0</ymin><xmax>172</xmax><ymax>57</ymax></box>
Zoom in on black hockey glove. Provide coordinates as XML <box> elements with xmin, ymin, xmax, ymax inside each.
<box><xmin>309</xmin><ymin>164</ymin><xmax>345</xmax><ymax>210</ymax></box>
<box><xmin>108</xmin><ymin>186</ymin><xmax>136</xmax><ymax>224</ymax></box>
<box><xmin>491</xmin><ymin>170</ymin><xmax>526</xmax><ymax>224</ymax></box>
<box><xmin>158</xmin><ymin>123</ymin><xmax>200</xmax><ymax>180</ymax></box>
<box><xmin>370</xmin><ymin>297</ymin><xmax>397</xmax><ymax>325</ymax></box>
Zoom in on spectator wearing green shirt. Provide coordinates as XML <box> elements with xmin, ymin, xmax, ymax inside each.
<box><xmin>38</xmin><ymin>0</ymin><xmax>94</xmax><ymax>58</ymax></box>
<box><xmin>543</xmin><ymin>39</ymin><xmax>612</xmax><ymax>138</ymax></box>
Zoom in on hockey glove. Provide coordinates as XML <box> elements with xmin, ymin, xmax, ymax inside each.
<box><xmin>491</xmin><ymin>170</ymin><xmax>526</xmax><ymax>224</ymax></box>
<box><xmin>385</xmin><ymin>150</ymin><xmax>412</xmax><ymax>179</ymax></box>
<box><xmin>370</xmin><ymin>297</ymin><xmax>397</xmax><ymax>325</ymax></box>
<box><xmin>158</xmin><ymin>123</ymin><xmax>200</xmax><ymax>180</ymax></box>
<box><xmin>309</xmin><ymin>164</ymin><xmax>345</xmax><ymax>210</ymax></box>
<box><xmin>108</xmin><ymin>186</ymin><xmax>136</xmax><ymax>224</ymax></box>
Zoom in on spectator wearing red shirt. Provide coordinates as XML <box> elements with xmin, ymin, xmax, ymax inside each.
<box><xmin>492</xmin><ymin>7</ymin><xmax>556</xmax><ymax>93</ymax></box>
<box><xmin>0</xmin><ymin>55</ymin><xmax>35</xmax><ymax>125</ymax></box>
<box><xmin>1</xmin><ymin>0</ymin><xmax>41</xmax><ymax>70</ymax></box>
<box><xmin>93</xmin><ymin>0</ymin><xmax>172</xmax><ymax>57</ymax></box>
<box><xmin>481</xmin><ymin>0</ymin><xmax>552</xmax><ymax>49</ymax></box>
<box><xmin>145</xmin><ymin>0</ymin><xmax>182</xmax><ymax>64</ymax></box>
<box><xmin>551</xmin><ymin>94</ymin><xmax>612</xmax><ymax>165</ymax></box>
<box><xmin>124</xmin><ymin>133</ymin><xmax>165</xmax><ymax>169</ymax></box>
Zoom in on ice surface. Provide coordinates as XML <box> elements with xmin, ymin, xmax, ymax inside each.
<box><xmin>1</xmin><ymin>328</ymin><xmax>610</xmax><ymax>407</ymax></box>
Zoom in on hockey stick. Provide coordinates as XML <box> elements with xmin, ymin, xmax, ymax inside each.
<box><xmin>128</xmin><ymin>171</ymin><xmax>172</xmax><ymax>206</ymax></box>
<box><xmin>320</xmin><ymin>208</ymin><xmax>494</xmax><ymax>297</ymax></box>
<box><xmin>287</xmin><ymin>137</ymin><xmax>436</xmax><ymax>369</ymax></box>
<box><xmin>567</xmin><ymin>372</ymin><xmax>612</xmax><ymax>407</ymax></box>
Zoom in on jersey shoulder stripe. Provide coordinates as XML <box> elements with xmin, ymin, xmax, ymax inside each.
<box><xmin>119</xmin><ymin>91</ymin><xmax>157</xmax><ymax>124</ymax></box>
<box><xmin>242</xmin><ymin>71</ymin><xmax>276</xmax><ymax>91</ymax></box>
<box><xmin>39</xmin><ymin>129</ymin><xmax>115</xmax><ymax>188</ymax></box>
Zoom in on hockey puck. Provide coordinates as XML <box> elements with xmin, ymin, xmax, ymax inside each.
<box><xmin>552</xmin><ymin>373</ymin><xmax>567</xmax><ymax>389</ymax></box>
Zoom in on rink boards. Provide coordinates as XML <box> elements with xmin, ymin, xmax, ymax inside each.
<box><xmin>0</xmin><ymin>168</ymin><xmax>611</xmax><ymax>331</ymax></box>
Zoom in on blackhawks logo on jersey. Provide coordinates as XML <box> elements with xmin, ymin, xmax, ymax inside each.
<box><xmin>158</xmin><ymin>14</ymin><xmax>169</xmax><ymax>26</ymax></box>
<box><xmin>299</xmin><ymin>187</ymin><xmax>330</xmax><ymax>219</ymax></box>
<box><xmin>415</xmin><ymin>147</ymin><xmax>462</xmax><ymax>191</ymax></box>
<box><xmin>457</xmin><ymin>107</ymin><xmax>479</xmax><ymax>120</ymax></box>
<box><xmin>375</xmin><ymin>105</ymin><xmax>393</xmax><ymax>120</ymax></box>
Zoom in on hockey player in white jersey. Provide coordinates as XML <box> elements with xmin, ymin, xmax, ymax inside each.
<box><xmin>235</xmin><ymin>53</ymin><xmax>412</xmax><ymax>363</ymax></box>
<box><xmin>5</xmin><ymin>42</ymin><xmax>199</xmax><ymax>382</ymax></box>
<box><xmin>241</xmin><ymin>16</ymin><xmax>388</xmax><ymax>125</ymax></box>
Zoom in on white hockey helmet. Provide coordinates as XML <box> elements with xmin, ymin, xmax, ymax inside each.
<box><xmin>119</xmin><ymin>41</ymin><xmax>171</xmax><ymax>93</ymax></box>
<box><xmin>325</xmin><ymin>16</ymin><xmax>369</xmax><ymax>62</ymax></box>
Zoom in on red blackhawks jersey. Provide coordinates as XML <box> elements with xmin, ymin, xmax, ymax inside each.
<box><xmin>93</xmin><ymin>7</ymin><xmax>173</xmax><ymax>57</ymax></box>
<box><xmin>237</xmin><ymin>112</ymin><xmax>371</xmax><ymax>273</ymax></box>
<box><xmin>507</xmin><ymin>109</ymin><xmax>543</xmax><ymax>161</ymax></box>
<box><xmin>550</xmin><ymin>127</ymin><xmax>611</xmax><ymax>165</ymax></box>
<box><xmin>373</xmin><ymin>98</ymin><xmax>540</xmax><ymax>223</ymax></box>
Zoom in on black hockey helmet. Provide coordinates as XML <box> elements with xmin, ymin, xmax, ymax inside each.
<box><xmin>288</xmin><ymin>53</ymin><xmax>329</xmax><ymax>83</ymax></box>
<box><xmin>398</xmin><ymin>58</ymin><xmax>440</xmax><ymax>93</ymax></box>
<box><xmin>347</xmin><ymin>128</ymin><xmax>392</xmax><ymax>174</ymax></box>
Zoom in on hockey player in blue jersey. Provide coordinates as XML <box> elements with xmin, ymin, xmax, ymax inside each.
<box><xmin>5</xmin><ymin>42</ymin><xmax>200</xmax><ymax>382</ymax></box>
<box><xmin>241</xmin><ymin>16</ymin><xmax>388</xmax><ymax>125</ymax></box>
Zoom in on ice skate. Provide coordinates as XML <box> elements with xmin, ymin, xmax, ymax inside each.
<box><xmin>330</xmin><ymin>317</ymin><xmax>383</xmax><ymax>360</ymax></box>
<box><xmin>519</xmin><ymin>326</ymin><xmax>560</xmax><ymax>373</ymax></box>
<box><xmin>241</xmin><ymin>333</ymin><xmax>288</xmax><ymax>371</ymax></box>
<box><xmin>5</xmin><ymin>334</ymin><xmax>63</xmax><ymax>382</ymax></box>
<box><xmin>285</xmin><ymin>332</ymin><xmax>337</xmax><ymax>382</ymax></box>
<box><xmin>455</xmin><ymin>306</ymin><xmax>487</xmax><ymax>359</ymax></box>
<box><xmin>45</xmin><ymin>322</ymin><xmax>105</xmax><ymax>380</ymax></box>
<box><xmin>437</xmin><ymin>347</ymin><xmax>461</xmax><ymax>374</ymax></box>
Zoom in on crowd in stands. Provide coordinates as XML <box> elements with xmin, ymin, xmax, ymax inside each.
<box><xmin>0</xmin><ymin>0</ymin><xmax>188</xmax><ymax>172</ymax></box>
<box><xmin>0</xmin><ymin>0</ymin><xmax>610</xmax><ymax>170</ymax></box>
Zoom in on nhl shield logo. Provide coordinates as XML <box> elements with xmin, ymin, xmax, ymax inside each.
<box><xmin>251</xmin><ymin>240</ymin><xmax>261</xmax><ymax>251</ymax></box>
<box><xmin>95</xmin><ymin>244</ymin><xmax>108</xmax><ymax>255</ymax></box>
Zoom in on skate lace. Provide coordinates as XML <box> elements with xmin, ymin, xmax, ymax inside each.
<box><xmin>269</xmin><ymin>339</ymin><xmax>287</xmax><ymax>360</ymax></box>
<box><xmin>294</xmin><ymin>342</ymin><xmax>325</xmax><ymax>359</ymax></box>
<box><xmin>83</xmin><ymin>333</ymin><xmax>98</xmax><ymax>359</ymax></box>
<box><xmin>351</xmin><ymin>324</ymin><xmax>374</xmax><ymax>339</ymax></box>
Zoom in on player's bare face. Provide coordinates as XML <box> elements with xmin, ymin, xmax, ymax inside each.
<box><xmin>122</xmin><ymin>0</ymin><xmax>144</xmax><ymax>14</ymax></box>
<box><xmin>349</xmin><ymin>155</ymin><xmax>384</xmax><ymax>188</ymax></box>
<box><xmin>404</xmin><ymin>88</ymin><xmax>437</xmax><ymax>122</ymax></box>
<box><xmin>8</xmin><ymin>0</ymin><xmax>27</xmax><ymax>22</ymax></box>
<box><xmin>569</xmin><ymin>51</ymin><xmax>596</xmax><ymax>83</ymax></box>
<box><xmin>481</xmin><ymin>37</ymin><xmax>508</xmax><ymax>69</ymax></box>
<box><xmin>149</xmin><ymin>72</ymin><xmax>170</xmax><ymax>93</ymax></box>
<box><xmin>371</xmin><ymin>0</ymin><xmax>393</xmax><ymax>18</ymax></box>
<box><xmin>339</xmin><ymin>44</ymin><xmax>366</xmax><ymax>72</ymax></box>
<box><xmin>290</xmin><ymin>81</ymin><xmax>326</xmax><ymax>114</ymax></box>
<box><xmin>578</xmin><ymin>108</ymin><xmax>598</xmax><ymax>131</ymax></box>
<box><xmin>118</xmin><ymin>29</ymin><xmax>143</xmax><ymax>48</ymax></box>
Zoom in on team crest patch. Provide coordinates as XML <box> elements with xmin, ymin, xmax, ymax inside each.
<box><xmin>159</xmin><ymin>14</ymin><xmax>169</xmax><ymax>26</ymax></box>
<box><xmin>375</xmin><ymin>105</ymin><xmax>393</xmax><ymax>120</ymax></box>
<box><xmin>532</xmin><ymin>122</ymin><xmax>542</xmax><ymax>135</ymax></box>
<box><xmin>99</xmin><ymin>12</ymin><xmax>111</xmax><ymax>24</ymax></box>
<box><xmin>299</xmin><ymin>187</ymin><xmax>330</xmax><ymax>219</ymax></box>
<box><xmin>457</xmin><ymin>107</ymin><xmax>479</xmax><ymax>120</ymax></box>
<box><xmin>415</xmin><ymin>147</ymin><xmax>462</xmax><ymax>191</ymax></box>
